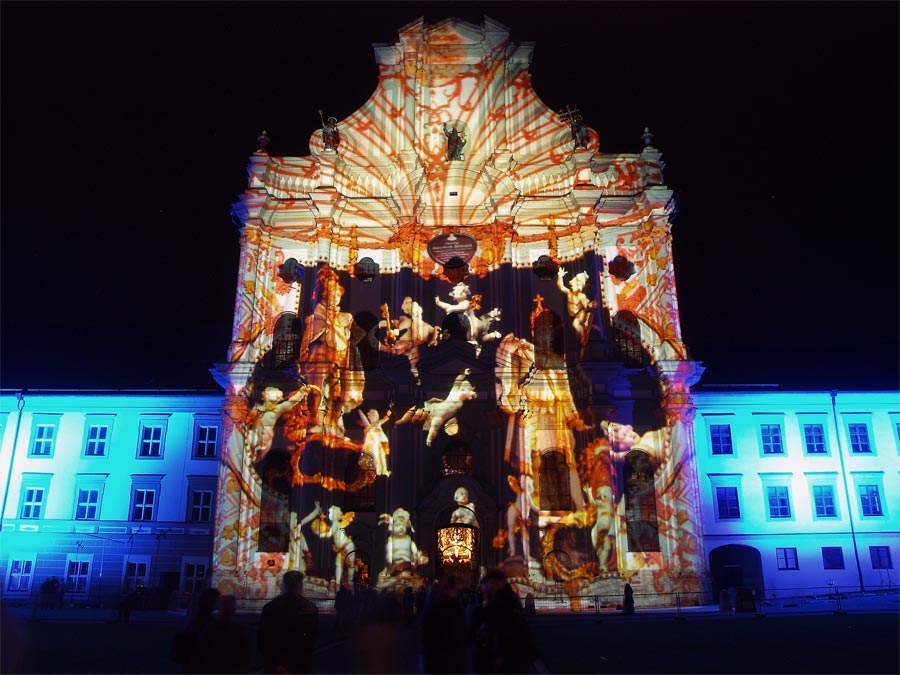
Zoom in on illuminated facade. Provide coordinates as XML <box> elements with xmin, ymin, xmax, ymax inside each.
<box><xmin>211</xmin><ymin>16</ymin><xmax>708</xmax><ymax>606</ymax></box>
<box><xmin>0</xmin><ymin>390</ymin><xmax>223</xmax><ymax>606</ymax></box>
<box><xmin>694</xmin><ymin>389</ymin><xmax>899</xmax><ymax>597</ymax></box>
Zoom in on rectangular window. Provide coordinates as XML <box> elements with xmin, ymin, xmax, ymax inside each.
<box><xmin>870</xmin><ymin>546</ymin><xmax>893</xmax><ymax>569</ymax></box>
<box><xmin>193</xmin><ymin>425</ymin><xmax>219</xmax><ymax>459</ymax></box>
<box><xmin>860</xmin><ymin>484</ymin><xmax>883</xmax><ymax>516</ymax></box>
<box><xmin>767</xmin><ymin>485</ymin><xmax>792</xmax><ymax>518</ymax></box>
<box><xmin>75</xmin><ymin>488</ymin><xmax>101</xmax><ymax>520</ymax></box>
<box><xmin>124</xmin><ymin>558</ymin><xmax>150</xmax><ymax>592</ymax></box>
<box><xmin>761</xmin><ymin>424</ymin><xmax>784</xmax><ymax>454</ymax></box>
<box><xmin>84</xmin><ymin>425</ymin><xmax>110</xmax><ymax>456</ymax></box>
<box><xmin>849</xmin><ymin>423</ymin><xmax>871</xmax><ymax>453</ymax></box>
<box><xmin>715</xmin><ymin>486</ymin><xmax>741</xmax><ymax>519</ymax></box>
<box><xmin>7</xmin><ymin>558</ymin><xmax>34</xmax><ymax>591</ymax></box>
<box><xmin>138</xmin><ymin>425</ymin><xmax>164</xmax><ymax>457</ymax></box>
<box><xmin>776</xmin><ymin>547</ymin><xmax>799</xmax><ymax>570</ymax></box>
<box><xmin>65</xmin><ymin>557</ymin><xmax>91</xmax><ymax>593</ymax></box>
<box><xmin>803</xmin><ymin>424</ymin><xmax>827</xmax><ymax>454</ymax></box>
<box><xmin>183</xmin><ymin>560</ymin><xmax>209</xmax><ymax>594</ymax></box>
<box><xmin>131</xmin><ymin>489</ymin><xmax>156</xmax><ymax>521</ymax></box>
<box><xmin>20</xmin><ymin>487</ymin><xmax>45</xmax><ymax>519</ymax></box>
<box><xmin>822</xmin><ymin>547</ymin><xmax>845</xmax><ymax>570</ymax></box>
<box><xmin>190</xmin><ymin>489</ymin><xmax>213</xmax><ymax>522</ymax></box>
<box><xmin>30</xmin><ymin>424</ymin><xmax>57</xmax><ymax>457</ymax></box>
<box><xmin>710</xmin><ymin>425</ymin><xmax>734</xmax><ymax>455</ymax></box>
<box><xmin>813</xmin><ymin>485</ymin><xmax>837</xmax><ymax>517</ymax></box>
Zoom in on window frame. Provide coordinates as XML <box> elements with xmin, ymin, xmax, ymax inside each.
<box><xmin>715</xmin><ymin>485</ymin><xmax>741</xmax><ymax>520</ymax></box>
<box><xmin>186</xmin><ymin>476</ymin><xmax>216</xmax><ymax>523</ymax></box>
<box><xmin>18</xmin><ymin>473</ymin><xmax>52</xmax><ymax>520</ymax></box>
<box><xmin>776</xmin><ymin>547</ymin><xmax>799</xmax><ymax>571</ymax></box>
<box><xmin>802</xmin><ymin>423</ymin><xmax>828</xmax><ymax>455</ymax></box>
<box><xmin>82</xmin><ymin>415</ymin><xmax>115</xmax><ymax>458</ymax></box>
<box><xmin>136</xmin><ymin>415</ymin><xmax>169</xmax><ymax>459</ymax></box>
<box><xmin>847</xmin><ymin>422</ymin><xmax>872</xmax><ymax>454</ymax></box>
<box><xmin>852</xmin><ymin>472</ymin><xmax>887</xmax><ymax>519</ymax></box>
<box><xmin>182</xmin><ymin>557</ymin><xmax>210</xmax><ymax>594</ymax></box>
<box><xmin>130</xmin><ymin>475</ymin><xmax>163</xmax><ymax>522</ymax></box>
<box><xmin>859</xmin><ymin>484</ymin><xmax>884</xmax><ymax>517</ymax></box>
<box><xmin>812</xmin><ymin>484</ymin><xmax>838</xmax><ymax>518</ymax></box>
<box><xmin>29</xmin><ymin>414</ymin><xmax>62</xmax><ymax>458</ymax></box>
<box><xmin>869</xmin><ymin>546</ymin><xmax>893</xmax><ymax>570</ymax></box>
<box><xmin>6</xmin><ymin>555</ymin><xmax>36</xmax><ymax>592</ymax></box>
<box><xmin>73</xmin><ymin>474</ymin><xmax>108</xmax><ymax>521</ymax></box>
<box><xmin>191</xmin><ymin>416</ymin><xmax>220</xmax><ymax>460</ymax></box>
<box><xmin>821</xmin><ymin>546</ymin><xmax>845</xmax><ymax>570</ymax></box>
<box><xmin>65</xmin><ymin>553</ymin><xmax>93</xmax><ymax>594</ymax></box>
<box><xmin>759</xmin><ymin>423</ymin><xmax>785</xmax><ymax>455</ymax></box>
<box><xmin>709</xmin><ymin>424</ymin><xmax>734</xmax><ymax>456</ymax></box>
<box><xmin>123</xmin><ymin>555</ymin><xmax>151</xmax><ymax>592</ymax></box>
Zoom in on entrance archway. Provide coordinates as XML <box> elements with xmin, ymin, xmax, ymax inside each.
<box><xmin>709</xmin><ymin>544</ymin><xmax>764</xmax><ymax>596</ymax></box>
<box><xmin>435</xmin><ymin>525</ymin><xmax>479</xmax><ymax>583</ymax></box>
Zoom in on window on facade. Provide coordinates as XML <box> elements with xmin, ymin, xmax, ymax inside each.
<box><xmin>441</xmin><ymin>442</ymin><xmax>473</xmax><ymax>476</ymax></box>
<box><xmin>131</xmin><ymin>489</ymin><xmax>157</xmax><ymax>521</ymax></box>
<box><xmin>183</xmin><ymin>560</ymin><xmax>209</xmax><ymax>594</ymax></box>
<box><xmin>611</xmin><ymin>311</ymin><xmax>644</xmax><ymax>367</ymax></box>
<box><xmin>538</xmin><ymin>451</ymin><xmax>575</xmax><ymax>512</ymax></box>
<box><xmin>848</xmin><ymin>423</ymin><xmax>871</xmax><ymax>453</ymax></box>
<box><xmin>124</xmin><ymin>559</ymin><xmax>149</xmax><ymax>592</ymax></box>
<box><xmin>624</xmin><ymin>450</ymin><xmax>660</xmax><ymax>552</ymax></box>
<box><xmin>65</xmin><ymin>558</ymin><xmax>90</xmax><ymax>593</ymax></box>
<box><xmin>20</xmin><ymin>487</ymin><xmax>45</xmax><ymax>519</ymax></box>
<box><xmin>30</xmin><ymin>423</ymin><xmax>57</xmax><ymax>457</ymax></box>
<box><xmin>776</xmin><ymin>547</ymin><xmax>799</xmax><ymax>570</ymax></box>
<box><xmin>710</xmin><ymin>425</ymin><xmax>734</xmax><ymax>455</ymax></box>
<box><xmin>821</xmin><ymin>547</ymin><xmax>845</xmax><ymax>570</ymax></box>
<box><xmin>190</xmin><ymin>489</ymin><xmax>214</xmax><ymax>522</ymax></box>
<box><xmin>75</xmin><ymin>488</ymin><xmax>101</xmax><ymax>520</ymax></box>
<box><xmin>138</xmin><ymin>424</ymin><xmax>164</xmax><ymax>458</ymax></box>
<box><xmin>767</xmin><ymin>486</ymin><xmax>791</xmax><ymax>518</ymax></box>
<box><xmin>760</xmin><ymin>424</ymin><xmax>784</xmax><ymax>454</ymax></box>
<box><xmin>193</xmin><ymin>425</ymin><xmax>218</xmax><ymax>459</ymax></box>
<box><xmin>84</xmin><ymin>424</ymin><xmax>110</xmax><ymax>457</ymax></box>
<box><xmin>266</xmin><ymin>313</ymin><xmax>301</xmax><ymax>369</ymax></box>
<box><xmin>715</xmin><ymin>486</ymin><xmax>741</xmax><ymax>519</ymax></box>
<box><xmin>803</xmin><ymin>424</ymin><xmax>826</xmax><ymax>454</ymax></box>
<box><xmin>860</xmin><ymin>485</ymin><xmax>883</xmax><ymax>516</ymax></box>
<box><xmin>813</xmin><ymin>485</ymin><xmax>837</xmax><ymax>517</ymax></box>
<box><xmin>7</xmin><ymin>558</ymin><xmax>34</xmax><ymax>591</ymax></box>
<box><xmin>870</xmin><ymin>546</ymin><xmax>893</xmax><ymax>569</ymax></box>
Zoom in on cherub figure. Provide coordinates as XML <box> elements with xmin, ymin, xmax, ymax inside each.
<box><xmin>358</xmin><ymin>408</ymin><xmax>391</xmax><ymax>477</ymax></box>
<box><xmin>450</xmin><ymin>486</ymin><xmax>479</xmax><ymax>527</ymax></box>
<box><xmin>313</xmin><ymin>504</ymin><xmax>356</xmax><ymax>585</ymax></box>
<box><xmin>246</xmin><ymin>384</ymin><xmax>309</xmax><ymax>462</ymax></box>
<box><xmin>379</xmin><ymin>507</ymin><xmax>428</xmax><ymax>574</ymax></box>
<box><xmin>435</xmin><ymin>284</ymin><xmax>502</xmax><ymax>350</ymax></box>
<box><xmin>557</xmin><ymin>267</ymin><xmax>597</xmax><ymax>351</ymax></box>
<box><xmin>288</xmin><ymin>502</ymin><xmax>322</xmax><ymax>573</ymax></box>
<box><xmin>396</xmin><ymin>369</ymin><xmax>477</xmax><ymax>446</ymax></box>
<box><xmin>376</xmin><ymin>296</ymin><xmax>437</xmax><ymax>380</ymax></box>
<box><xmin>584</xmin><ymin>485</ymin><xmax>615</xmax><ymax>573</ymax></box>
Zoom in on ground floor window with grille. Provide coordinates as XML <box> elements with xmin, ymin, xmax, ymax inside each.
<box><xmin>183</xmin><ymin>559</ymin><xmax>209</xmax><ymax>594</ymax></box>
<box><xmin>869</xmin><ymin>546</ymin><xmax>893</xmax><ymax>569</ymax></box>
<box><xmin>776</xmin><ymin>547</ymin><xmax>799</xmax><ymax>570</ymax></box>
<box><xmin>124</xmin><ymin>557</ymin><xmax>150</xmax><ymax>592</ymax></box>
<box><xmin>66</xmin><ymin>555</ymin><xmax>92</xmax><ymax>593</ymax></box>
<box><xmin>821</xmin><ymin>547</ymin><xmax>845</xmax><ymax>570</ymax></box>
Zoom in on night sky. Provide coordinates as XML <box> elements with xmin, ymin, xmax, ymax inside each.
<box><xmin>1</xmin><ymin>2</ymin><xmax>897</xmax><ymax>391</ymax></box>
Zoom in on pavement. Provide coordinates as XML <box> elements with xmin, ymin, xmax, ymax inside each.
<box><xmin>3</xmin><ymin>593</ymin><xmax>898</xmax><ymax>674</ymax></box>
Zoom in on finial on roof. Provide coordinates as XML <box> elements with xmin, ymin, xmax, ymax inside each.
<box><xmin>255</xmin><ymin>130</ymin><xmax>270</xmax><ymax>155</ymax></box>
<box><xmin>642</xmin><ymin>127</ymin><xmax>655</xmax><ymax>149</ymax></box>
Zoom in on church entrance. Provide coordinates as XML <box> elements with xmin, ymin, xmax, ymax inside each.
<box><xmin>435</xmin><ymin>525</ymin><xmax>479</xmax><ymax>583</ymax></box>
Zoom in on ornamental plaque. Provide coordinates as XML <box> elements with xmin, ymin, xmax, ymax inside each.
<box><xmin>427</xmin><ymin>233</ymin><xmax>478</xmax><ymax>265</ymax></box>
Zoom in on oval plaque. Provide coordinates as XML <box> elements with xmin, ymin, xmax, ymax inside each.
<box><xmin>427</xmin><ymin>233</ymin><xmax>478</xmax><ymax>265</ymax></box>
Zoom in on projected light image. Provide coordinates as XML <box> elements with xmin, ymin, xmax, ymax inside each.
<box><xmin>210</xmin><ymin>16</ymin><xmax>706</xmax><ymax>606</ymax></box>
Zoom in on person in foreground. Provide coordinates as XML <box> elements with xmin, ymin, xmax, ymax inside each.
<box><xmin>259</xmin><ymin>570</ymin><xmax>319</xmax><ymax>674</ymax></box>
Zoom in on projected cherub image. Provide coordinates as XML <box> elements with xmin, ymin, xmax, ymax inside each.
<box><xmin>288</xmin><ymin>501</ymin><xmax>322</xmax><ymax>573</ymax></box>
<box><xmin>246</xmin><ymin>384</ymin><xmax>310</xmax><ymax>462</ymax></box>
<box><xmin>312</xmin><ymin>504</ymin><xmax>356</xmax><ymax>586</ymax></box>
<box><xmin>450</xmin><ymin>486</ymin><xmax>479</xmax><ymax>527</ymax></box>
<box><xmin>396</xmin><ymin>368</ymin><xmax>477</xmax><ymax>446</ymax></box>
<box><xmin>379</xmin><ymin>507</ymin><xmax>429</xmax><ymax>577</ymax></box>
<box><xmin>373</xmin><ymin>296</ymin><xmax>437</xmax><ymax>381</ymax></box>
<box><xmin>435</xmin><ymin>283</ymin><xmax>502</xmax><ymax>352</ymax></box>
<box><xmin>358</xmin><ymin>407</ymin><xmax>392</xmax><ymax>477</ymax></box>
<box><xmin>557</xmin><ymin>267</ymin><xmax>597</xmax><ymax>356</ymax></box>
<box><xmin>299</xmin><ymin>265</ymin><xmax>365</xmax><ymax>441</ymax></box>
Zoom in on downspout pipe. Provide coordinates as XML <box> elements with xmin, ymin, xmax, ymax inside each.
<box><xmin>1</xmin><ymin>391</ymin><xmax>26</xmax><ymax>532</ymax></box>
<box><xmin>831</xmin><ymin>390</ymin><xmax>864</xmax><ymax>592</ymax></box>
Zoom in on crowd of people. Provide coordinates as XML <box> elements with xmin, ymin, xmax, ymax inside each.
<box><xmin>167</xmin><ymin>568</ymin><xmax>544</xmax><ymax>674</ymax></box>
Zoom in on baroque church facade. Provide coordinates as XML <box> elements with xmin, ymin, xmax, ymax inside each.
<box><xmin>211</xmin><ymin>16</ymin><xmax>708</xmax><ymax>605</ymax></box>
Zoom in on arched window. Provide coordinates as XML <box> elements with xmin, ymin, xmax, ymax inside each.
<box><xmin>623</xmin><ymin>450</ymin><xmax>660</xmax><ymax>552</ymax></box>
<box><xmin>538</xmin><ymin>451</ymin><xmax>575</xmax><ymax>511</ymax></box>
<box><xmin>611</xmin><ymin>311</ymin><xmax>644</xmax><ymax>367</ymax></box>
<box><xmin>267</xmin><ymin>313</ymin><xmax>301</xmax><ymax>369</ymax></box>
<box><xmin>441</xmin><ymin>441</ymin><xmax>472</xmax><ymax>476</ymax></box>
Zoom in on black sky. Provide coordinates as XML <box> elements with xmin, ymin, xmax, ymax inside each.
<box><xmin>1</xmin><ymin>1</ymin><xmax>898</xmax><ymax>391</ymax></box>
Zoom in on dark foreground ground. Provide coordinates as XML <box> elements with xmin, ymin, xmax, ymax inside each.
<box><xmin>2</xmin><ymin>605</ymin><xmax>898</xmax><ymax>674</ymax></box>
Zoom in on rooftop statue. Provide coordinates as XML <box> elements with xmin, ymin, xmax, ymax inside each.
<box><xmin>442</xmin><ymin>122</ymin><xmax>466</xmax><ymax>161</ymax></box>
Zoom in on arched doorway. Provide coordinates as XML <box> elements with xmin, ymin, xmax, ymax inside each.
<box><xmin>435</xmin><ymin>524</ymin><xmax>479</xmax><ymax>583</ymax></box>
<box><xmin>709</xmin><ymin>544</ymin><xmax>764</xmax><ymax>596</ymax></box>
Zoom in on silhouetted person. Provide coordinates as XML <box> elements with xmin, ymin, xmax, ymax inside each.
<box><xmin>171</xmin><ymin>587</ymin><xmax>220</xmax><ymax>672</ymax></box>
<box><xmin>474</xmin><ymin>569</ymin><xmax>540</xmax><ymax>674</ymax></box>
<box><xmin>623</xmin><ymin>583</ymin><xmax>635</xmax><ymax>615</ymax></box>
<box><xmin>335</xmin><ymin>581</ymin><xmax>354</xmax><ymax>638</ymax></box>
<box><xmin>421</xmin><ymin>575</ymin><xmax>468</xmax><ymax>674</ymax></box>
<box><xmin>191</xmin><ymin>594</ymin><xmax>250</xmax><ymax>674</ymax></box>
<box><xmin>259</xmin><ymin>570</ymin><xmax>318</xmax><ymax>674</ymax></box>
<box><xmin>117</xmin><ymin>590</ymin><xmax>138</xmax><ymax>623</ymax></box>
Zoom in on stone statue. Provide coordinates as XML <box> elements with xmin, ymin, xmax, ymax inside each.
<box><xmin>450</xmin><ymin>486</ymin><xmax>479</xmax><ymax>527</ymax></box>
<box><xmin>379</xmin><ymin>507</ymin><xmax>428</xmax><ymax>573</ymax></box>
<box><xmin>319</xmin><ymin>110</ymin><xmax>340</xmax><ymax>151</ymax></box>
<box><xmin>442</xmin><ymin>122</ymin><xmax>466</xmax><ymax>161</ymax></box>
